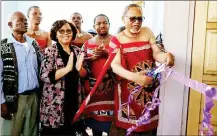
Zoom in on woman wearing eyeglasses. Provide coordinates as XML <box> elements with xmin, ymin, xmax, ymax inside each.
<box><xmin>109</xmin><ymin>4</ymin><xmax>175</xmax><ymax>136</ymax></box>
<box><xmin>39</xmin><ymin>20</ymin><xmax>89</xmax><ymax>136</ymax></box>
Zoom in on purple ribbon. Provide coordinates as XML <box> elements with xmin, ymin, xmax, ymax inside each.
<box><xmin>126</xmin><ymin>67</ymin><xmax>172</xmax><ymax>136</ymax></box>
<box><xmin>119</xmin><ymin>66</ymin><xmax>162</xmax><ymax>121</ymax></box>
<box><xmin>200</xmin><ymin>87</ymin><xmax>216</xmax><ymax>136</ymax></box>
<box><xmin>125</xmin><ymin>65</ymin><xmax>217</xmax><ymax>136</ymax></box>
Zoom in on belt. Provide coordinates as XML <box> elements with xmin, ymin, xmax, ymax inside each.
<box><xmin>20</xmin><ymin>88</ymin><xmax>38</xmax><ymax>95</ymax></box>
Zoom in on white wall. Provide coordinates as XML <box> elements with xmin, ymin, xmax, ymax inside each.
<box><xmin>157</xmin><ymin>1</ymin><xmax>195</xmax><ymax>135</ymax></box>
<box><xmin>1</xmin><ymin>1</ymin><xmax>132</xmax><ymax>38</ymax></box>
<box><xmin>143</xmin><ymin>1</ymin><xmax>164</xmax><ymax>36</ymax></box>
<box><xmin>1</xmin><ymin>1</ymin><xmax>164</xmax><ymax>38</ymax></box>
<box><xmin>1</xmin><ymin>1</ymin><xmax>42</xmax><ymax>38</ymax></box>
<box><xmin>1</xmin><ymin>1</ymin><xmax>17</xmax><ymax>39</ymax></box>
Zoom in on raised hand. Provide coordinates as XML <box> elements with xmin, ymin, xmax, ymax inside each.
<box><xmin>66</xmin><ymin>52</ymin><xmax>74</xmax><ymax>72</ymax></box>
<box><xmin>76</xmin><ymin>52</ymin><xmax>85</xmax><ymax>72</ymax></box>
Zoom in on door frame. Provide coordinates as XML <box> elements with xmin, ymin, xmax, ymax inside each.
<box><xmin>157</xmin><ymin>1</ymin><xmax>195</xmax><ymax>135</ymax></box>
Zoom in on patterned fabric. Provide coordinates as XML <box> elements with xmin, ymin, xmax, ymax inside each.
<box><xmin>0</xmin><ymin>36</ymin><xmax>42</xmax><ymax>113</ymax></box>
<box><xmin>40</xmin><ymin>43</ymin><xmax>88</xmax><ymax>128</ymax></box>
<box><xmin>82</xmin><ymin>41</ymin><xmax>116</xmax><ymax>122</ymax></box>
<box><xmin>0</xmin><ymin>38</ymin><xmax>18</xmax><ymax>113</ymax></box>
<box><xmin>108</xmin><ymin>36</ymin><xmax>159</xmax><ymax>132</ymax></box>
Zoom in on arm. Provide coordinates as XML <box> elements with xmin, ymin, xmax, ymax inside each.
<box><xmin>40</xmin><ymin>47</ymin><xmax>72</xmax><ymax>83</ymax></box>
<box><xmin>55</xmin><ymin>66</ymin><xmax>72</xmax><ymax>80</ymax></box>
<box><xmin>151</xmin><ymin>44</ymin><xmax>175</xmax><ymax>67</ymax></box>
<box><xmin>111</xmin><ymin>49</ymin><xmax>153</xmax><ymax>86</ymax></box>
<box><xmin>147</xmin><ymin>28</ymin><xmax>175</xmax><ymax>66</ymax></box>
<box><xmin>152</xmin><ymin>44</ymin><xmax>169</xmax><ymax>63</ymax></box>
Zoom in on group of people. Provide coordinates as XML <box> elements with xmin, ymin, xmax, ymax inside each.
<box><xmin>1</xmin><ymin>3</ymin><xmax>175</xmax><ymax>136</ymax></box>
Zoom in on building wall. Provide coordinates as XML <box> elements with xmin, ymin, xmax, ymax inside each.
<box><xmin>1</xmin><ymin>1</ymin><xmax>194</xmax><ymax>135</ymax></box>
<box><xmin>157</xmin><ymin>1</ymin><xmax>195</xmax><ymax>135</ymax></box>
<box><xmin>143</xmin><ymin>1</ymin><xmax>164</xmax><ymax>36</ymax></box>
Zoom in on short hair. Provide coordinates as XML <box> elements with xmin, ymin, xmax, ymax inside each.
<box><xmin>122</xmin><ymin>4</ymin><xmax>142</xmax><ymax>18</ymax></box>
<box><xmin>50</xmin><ymin>19</ymin><xmax>77</xmax><ymax>42</ymax></box>
<box><xmin>71</xmin><ymin>12</ymin><xmax>83</xmax><ymax>20</ymax></box>
<box><xmin>27</xmin><ymin>6</ymin><xmax>40</xmax><ymax>17</ymax></box>
<box><xmin>94</xmin><ymin>14</ymin><xmax>110</xmax><ymax>25</ymax></box>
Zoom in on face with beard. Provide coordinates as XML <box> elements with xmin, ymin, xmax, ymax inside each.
<box><xmin>123</xmin><ymin>7</ymin><xmax>144</xmax><ymax>34</ymax></box>
<box><xmin>8</xmin><ymin>12</ymin><xmax>28</xmax><ymax>34</ymax></box>
<box><xmin>28</xmin><ymin>7</ymin><xmax>42</xmax><ymax>25</ymax></box>
<box><xmin>94</xmin><ymin>15</ymin><xmax>110</xmax><ymax>36</ymax></box>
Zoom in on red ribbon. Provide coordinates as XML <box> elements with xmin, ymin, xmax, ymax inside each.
<box><xmin>72</xmin><ymin>48</ymin><xmax>117</xmax><ymax>123</ymax></box>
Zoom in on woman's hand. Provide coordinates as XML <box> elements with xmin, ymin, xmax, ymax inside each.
<box><xmin>165</xmin><ymin>52</ymin><xmax>175</xmax><ymax>67</ymax></box>
<box><xmin>66</xmin><ymin>52</ymin><xmax>74</xmax><ymax>72</ymax></box>
<box><xmin>76</xmin><ymin>52</ymin><xmax>85</xmax><ymax>72</ymax></box>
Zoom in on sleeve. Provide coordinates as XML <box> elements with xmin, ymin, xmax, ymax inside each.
<box><xmin>40</xmin><ymin>47</ymin><xmax>57</xmax><ymax>84</ymax></box>
<box><xmin>0</xmin><ymin>51</ymin><xmax>5</xmax><ymax>104</ymax></box>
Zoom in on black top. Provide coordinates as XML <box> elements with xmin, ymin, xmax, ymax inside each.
<box><xmin>56</xmin><ymin>43</ymin><xmax>79</xmax><ymax>132</ymax></box>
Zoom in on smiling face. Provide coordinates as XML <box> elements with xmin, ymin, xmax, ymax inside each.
<box><xmin>28</xmin><ymin>7</ymin><xmax>42</xmax><ymax>25</ymax></box>
<box><xmin>123</xmin><ymin>7</ymin><xmax>144</xmax><ymax>34</ymax></box>
<box><xmin>56</xmin><ymin>23</ymin><xmax>73</xmax><ymax>45</ymax></box>
<box><xmin>94</xmin><ymin>15</ymin><xmax>110</xmax><ymax>36</ymax></box>
<box><xmin>8</xmin><ymin>12</ymin><xmax>28</xmax><ymax>34</ymax></box>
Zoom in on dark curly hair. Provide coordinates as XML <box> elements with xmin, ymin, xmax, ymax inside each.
<box><xmin>50</xmin><ymin>19</ymin><xmax>77</xmax><ymax>42</ymax></box>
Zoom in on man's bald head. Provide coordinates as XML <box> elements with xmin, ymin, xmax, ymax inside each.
<box><xmin>8</xmin><ymin>11</ymin><xmax>28</xmax><ymax>34</ymax></box>
<box><xmin>8</xmin><ymin>12</ymin><xmax>25</xmax><ymax>22</ymax></box>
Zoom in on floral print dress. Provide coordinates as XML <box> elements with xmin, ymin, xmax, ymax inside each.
<box><xmin>40</xmin><ymin>43</ymin><xmax>89</xmax><ymax>132</ymax></box>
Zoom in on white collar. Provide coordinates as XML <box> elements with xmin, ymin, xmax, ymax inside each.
<box><xmin>7</xmin><ymin>34</ymin><xmax>33</xmax><ymax>44</ymax></box>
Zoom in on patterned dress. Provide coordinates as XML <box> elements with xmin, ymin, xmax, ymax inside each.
<box><xmin>108</xmin><ymin>36</ymin><xmax>159</xmax><ymax>136</ymax></box>
<box><xmin>40</xmin><ymin>43</ymin><xmax>89</xmax><ymax>135</ymax></box>
<box><xmin>82</xmin><ymin>40</ymin><xmax>116</xmax><ymax>133</ymax></box>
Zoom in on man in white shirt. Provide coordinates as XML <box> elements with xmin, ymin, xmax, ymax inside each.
<box><xmin>1</xmin><ymin>11</ymin><xmax>42</xmax><ymax>136</ymax></box>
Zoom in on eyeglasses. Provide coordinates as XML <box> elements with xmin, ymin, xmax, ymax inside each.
<box><xmin>125</xmin><ymin>16</ymin><xmax>145</xmax><ymax>23</ymax></box>
<box><xmin>58</xmin><ymin>29</ymin><xmax>72</xmax><ymax>34</ymax></box>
